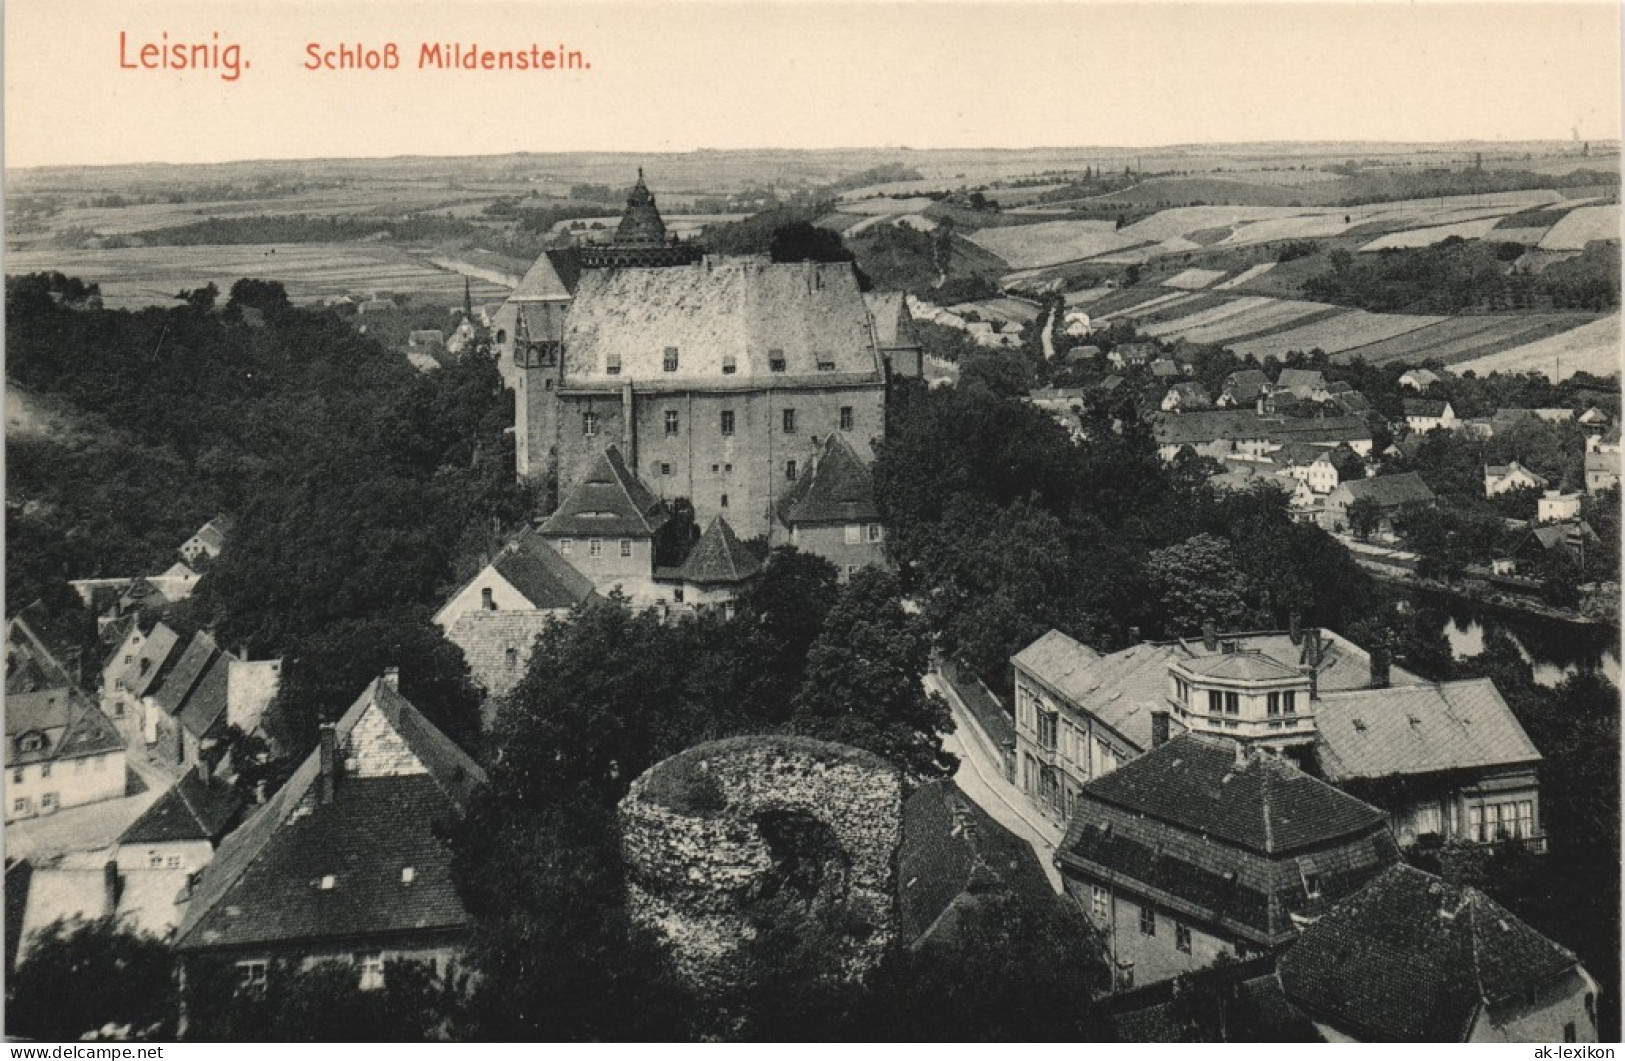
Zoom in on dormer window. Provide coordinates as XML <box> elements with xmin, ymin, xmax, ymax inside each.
<box><xmin>16</xmin><ymin>732</ymin><xmax>45</xmax><ymax>754</ymax></box>
<box><xmin>481</xmin><ymin>587</ymin><xmax>496</xmax><ymax>611</ymax></box>
<box><xmin>318</xmin><ymin>875</ymin><xmax>336</xmax><ymax>891</ymax></box>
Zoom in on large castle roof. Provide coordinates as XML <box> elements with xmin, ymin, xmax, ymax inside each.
<box><xmin>560</xmin><ymin>257</ymin><xmax>884</xmax><ymax>389</ymax></box>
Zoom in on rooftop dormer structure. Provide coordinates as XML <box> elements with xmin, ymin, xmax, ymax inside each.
<box><xmin>1167</xmin><ymin>642</ymin><xmax>1315</xmax><ymax>749</ymax></box>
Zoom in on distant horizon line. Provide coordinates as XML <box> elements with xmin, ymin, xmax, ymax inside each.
<box><xmin>9</xmin><ymin>137</ymin><xmax>1621</xmax><ymax>174</ymax></box>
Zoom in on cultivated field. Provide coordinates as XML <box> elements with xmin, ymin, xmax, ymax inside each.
<box><xmin>4</xmin><ymin>244</ymin><xmax>512</xmax><ymax>310</ymax></box>
<box><xmin>965</xmin><ymin>220</ymin><xmax>1143</xmax><ymax>269</ymax></box>
<box><xmin>1162</xmin><ymin>267</ymin><xmax>1228</xmax><ymax>290</ymax></box>
<box><xmin>1451</xmin><ymin>314</ymin><xmax>1622</xmax><ymax>379</ymax></box>
<box><xmin>1224</xmin><ymin>309</ymin><xmax>1446</xmax><ymax>358</ymax></box>
<box><xmin>1539</xmin><ymin>205</ymin><xmax>1620</xmax><ymax>249</ymax></box>
<box><xmin>1358</xmin><ymin>217</ymin><xmax>1504</xmax><ymax>251</ymax></box>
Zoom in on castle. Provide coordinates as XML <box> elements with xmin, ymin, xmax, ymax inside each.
<box><xmin>500</xmin><ymin>172</ymin><xmax>920</xmax><ymax>541</ymax></box>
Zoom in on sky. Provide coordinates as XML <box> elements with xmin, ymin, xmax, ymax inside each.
<box><xmin>4</xmin><ymin>0</ymin><xmax>1621</xmax><ymax>168</ymax></box>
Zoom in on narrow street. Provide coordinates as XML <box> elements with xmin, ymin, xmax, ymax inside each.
<box><xmin>927</xmin><ymin>671</ymin><xmax>1066</xmax><ymax>893</ymax></box>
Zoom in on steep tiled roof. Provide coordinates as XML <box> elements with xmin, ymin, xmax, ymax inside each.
<box><xmin>120</xmin><ymin>771</ymin><xmax>245</xmax><ymax>846</ymax></box>
<box><xmin>898</xmin><ymin>780</ymin><xmax>1056</xmax><ymax>946</ymax></box>
<box><xmin>1404</xmin><ymin>399</ymin><xmax>1449</xmax><ymax>417</ymax></box>
<box><xmin>1313</xmin><ymin>678</ymin><xmax>1540</xmax><ymax>783</ymax></box>
<box><xmin>777</xmin><ymin>433</ymin><xmax>880</xmax><ymax>525</ymax></box>
<box><xmin>150</xmin><ymin>633</ymin><xmax>220</xmax><ymax>717</ymax></box>
<box><xmin>174</xmin><ymin>678</ymin><xmax>485</xmax><ymax>953</ymax></box>
<box><xmin>675</xmin><ymin>516</ymin><xmax>762</xmax><ymax>585</ymax></box>
<box><xmin>1079</xmin><ymin>734</ymin><xmax>1387</xmax><ymax>856</ymax></box>
<box><xmin>5</xmin><ymin>690</ymin><xmax>123</xmax><ymax>767</ymax></box>
<box><xmin>509</xmin><ymin>251</ymin><xmax>572</xmax><ymax>302</ymax></box>
<box><xmin>1337</xmin><ymin>471</ymin><xmax>1435</xmax><ymax>507</ymax></box>
<box><xmin>1276</xmin><ymin>369</ymin><xmax>1325</xmax><ymax>391</ymax></box>
<box><xmin>561</xmin><ymin>257</ymin><xmax>882</xmax><ymax>386</ymax></box>
<box><xmin>5</xmin><ymin>613</ymin><xmax>79</xmax><ymax>695</ymax></box>
<box><xmin>864</xmin><ymin>291</ymin><xmax>917</xmax><ymax>349</ymax></box>
<box><xmin>492</xmin><ymin>531</ymin><xmax>597</xmax><ymax>609</ymax></box>
<box><xmin>112</xmin><ymin>623</ymin><xmax>182</xmax><ymax>699</ymax></box>
<box><xmin>539</xmin><ymin>445</ymin><xmax>668</xmax><ymax>538</ymax></box>
<box><xmin>1223</xmin><ymin>369</ymin><xmax>1270</xmax><ymax>399</ymax></box>
<box><xmin>1279</xmin><ymin>863</ymin><xmax>1584</xmax><ymax>1041</ymax></box>
<box><xmin>176</xmin><ymin>647</ymin><xmax>237</xmax><ymax>739</ymax></box>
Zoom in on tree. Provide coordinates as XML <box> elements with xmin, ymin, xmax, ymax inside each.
<box><xmin>1329</xmin><ymin>446</ymin><xmax>1366</xmax><ymax>486</ymax></box>
<box><xmin>7</xmin><ymin>918</ymin><xmax>176</xmax><ymax>1040</ymax></box>
<box><xmin>226</xmin><ymin>277</ymin><xmax>290</xmax><ymax>315</ymax></box>
<box><xmin>860</xmin><ymin>892</ymin><xmax>1111</xmax><ymax>1041</ymax></box>
<box><xmin>185</xmin><ymin>956</ymin><xmax>467</xmax><ymax>1042</ymax></box>
<box><xmin>769</xmin><ymin>222</ymin><xmax>853</xmax><ymax>264</ymax></box>
<box><xmin>1346</xmin><ymin>495</ymin><xmax>1384</xmax><ymax>540</ymax></box>
<box><xmin>791</xmin><ymin>568</ymin><xmax>954</xmax><ymax>779</ymax></box>
<box><xmin>1145</xmin><ymin>533</ymin><xmax>1253</xmax><ymax>634</ymax></box>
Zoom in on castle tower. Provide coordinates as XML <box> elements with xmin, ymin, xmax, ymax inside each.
<box><xmin>613</xmin><ymin>168</ymin><xmax>668</xmax><ymax>247</ymax></box>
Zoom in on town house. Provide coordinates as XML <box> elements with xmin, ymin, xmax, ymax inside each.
<box><xmin>1058</xmin><ymin>733</ymin><xmax>1399</xmax><ymax>989</ymax></box>
<box><xmin>173</xmin><ymin>672</ymin><xmax>485</xmax><ymax>997</ymax></box>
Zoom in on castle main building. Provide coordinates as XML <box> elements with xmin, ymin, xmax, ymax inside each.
<box><xmin>516</xmin><ymin>255</ymin><xmax>893</xmax><ymax>539</ymax></box>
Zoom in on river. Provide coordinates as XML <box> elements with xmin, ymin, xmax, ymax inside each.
<box><xmin>1413</xmin><ymin>590</ymin><xmax>1621</xmax><ymax>688</ymax></box>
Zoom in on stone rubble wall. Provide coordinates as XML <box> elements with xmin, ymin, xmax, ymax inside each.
<box><xmin>619</xmin><ymin>735</ymin><xmax>903</xmax><ymax>990</ymax></box>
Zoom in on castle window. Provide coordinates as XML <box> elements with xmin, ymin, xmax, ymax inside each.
<box><xmin>504</xmin><ymin>648</ymin><xmax>517</xmax><ymax>670</ymax></box>
<box><xmin>867</xmin><ymin>523</ymin><xmax>884</xmax><ymax>543</ymax></box>
<box><xmin>845</xmin><ymin>524</ymin><xmax>862</xmax><ymax>545</ymax></box>
<box><xmin>40</xmin><ymin>763</ymin><xmax>51</xmax><ymax>779</ymax></box>
<box><xmin>769</xmin><ymin>349</ymin><xmax>786</xmax><ymax>373</ymax></box>
<box><xmin>1037</xmin><ymin>710</ymin><xmax>1058</xmax><ymax>752</ymax></box>
<box><xmin>840</xmin><ymin>406</ymin><xmax>854</xmax><ymax>432</ymax></box>
<box><xmin>660</xmin><ymin>462</ymin><xmax>672</xmax><ymax>476</ymax></box>
<box><xmin>1091</xmin><ymin>886</ymin><xmax>1108</xmax><ymax>919</ymax></box>
<box><xmin>12</xmin><ymin>798</ymin><xmax>30</xmax><ymax>816</ymax></box>
<box><xmin>605</xmin><ymin>352</ymin><xmax>621</xmax><ymax>375</ymax></box>
<box><xmin>722</xmin><ymin>355</ymin><xmax>737</xmax><ymax>375</ymax></box>
<box><xmin>545</xmin><ymin>380</ymin><xmax>553</xmax><ymax>391</ymax></box>
<box><xmin>11</xmin><ymin>769</ymin><xmax>22</xmax><ymax>784</ymax></box>
<box><xmin>1282</xmin><ymin>690</ymin><xmax>1296</xmax><ymax>714</ymax></box>
<box><xmin>496</xmin><ymin>330</ymin><xmax>506</xmax><ymax>345</ymax></box>
<box><xmin>582</xmin><ymin>412</ymin><xmax>599</xmax><ymax>436</ymax></box>
<box><xmin>673</xmin><ymin>587</ymin><xmax>685</xmax><ymax>604</ymax></box>
<box><xmin>40</xmin><ymin>793</ymin><xmax>57</xmax><ymax>812</ymax></box>
<box><xmin>1267</xmin><ymin>691</ymin><xmax>1281</xmax><ymax>716</ymax></box>
<box><xmin>720</xmin><ymin>494</ymin><xmax>729</xmax><ymax>509</ymax></box>
<box><xmin>817</xmin><ymin>357</ymin><xmax>836</xmax><ymax>371</ymax></box>
<box><xmin>589</xmin><ymin>539</ymin><xmax>603</xmax><ymax>558</ymax></box>
<box><xmin>481</xmin><ymin>587</ymin><xmax>495</xmax><ymax>611</ymax></box>
<box><xmin>786</xmin><ymin>460</ymin><xmax>797</xmax><ymax>481</ymax></box>
<box><xmin>1139</xmin><ymin>905</ymin><xmax>1156</xmax><ymax>937</ymax></box>
<box><xmin>664</xmin><ymin>410</ymin><xmax>681</xmax><ymax>436</ymax></box>
<box><xmin>783</xmin><ymin>409</ymin><xmax>796</xmax><ymax>434</ymax></box>
<box><xmin>620</xmin><ymin>539</ymin><xmax>633</xmax><ymax>558</ymax></box>
<box><xmin>1175</xmin><ymin>923</ymin><xmax>1192</xmax><ymax>953</ymax></box>
<box><xmin>1207</xmin><ymin>690</ymin><xmax>1222</xmax><ymax>714</ymax></box>
<box><xmin>559</xmin><ymin>539</ymin><xmax>573</xmax><ymax>555</ymax></box>
<box><xmin>663</xmin><ymin>347</ymin><xmax>679</xmax><ymax>372</ymax></box>
<box><xmin>1224</xmin><ymin>691</ymin><xmax>1239</xmax><ymax>715</ymax></box>
<box><xmin>720</xmin><ymin>411</ymin><xmax>735</xmax><ymax>437</ymax></box>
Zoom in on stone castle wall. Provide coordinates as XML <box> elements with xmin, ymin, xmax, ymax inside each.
<box><xmin>619</xmin><ymin>735</ymin><xmax>903</xmax><ymax>990</ymax></box>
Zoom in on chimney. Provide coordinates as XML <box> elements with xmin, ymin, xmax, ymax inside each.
<box><xmin>1202</xmin><ymin>621</ymin><xmax>1218</xmax><ymax>653</ymax></box>
<box><xmin>1151</xmin><ymin>710</ymin><xmax>1170</xmax><ymax>747</ymax></box>
<box><xmin>319</xmin><ymin>722</ymin><xmax>338</xmax><ymax>805</ymax></box>
<box><xmin>1370</xmin><ymin>645</ymin><xmax>1391</xmax><ymax>690</ymax></box>
<box><xmin>382</xmin><ymin>667</ymin><xmax>400</xmax><ymax>690</ymax></box>
<box><xmin>1302</xmin><ymin>665</ymin><xmax>1319</xmax><ymax>701</ymax></box>
<box><xmin>1289</xmin><ymin>610</ymin><xmax>1303</xmax><ymax>646</ymax></box>
<box><xmin>1306</xmin><ymin>628</ymin><xmax>1323</xmax><ymax>667</ymax></box>
<box><xmin>103</xmin><ymin>860</ymin><xmax>121</xmax><ymax>914</ymax></box>
<box><xmin>1256</xmin><ymin>395</ymin><xmax>1266</xmax><ymax>415</ymax></box>
<box><xmin>1128</xmin><ymin>626</ymin><xmax>1141</xmax><ymax>645</ymax></box>
<box><xmin>194</xmin><ymin>755</ymin><xmax>211</xmax><ymax>784</ymax></box>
